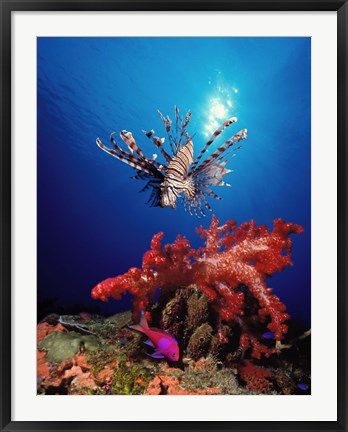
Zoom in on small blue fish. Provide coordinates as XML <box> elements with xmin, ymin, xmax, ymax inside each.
<box><xmin>262</xmin><ymin>331</ymin><xmax>275</xmax><ymax>339</ymax></box>
<box><xmin>297</xmin><ymin>383</ymin><xmax>308</xmax><ymax>391</ymax></box>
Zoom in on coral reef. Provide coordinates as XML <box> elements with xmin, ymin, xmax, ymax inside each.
<box><xmin>146</xmin><ymin>375</ymin><xmax>221</xmax><ymax>395</ymax></box>
<box><xmin>37</xmin><ymin>216</ymin><xmax>308</xmax><ymax>396</ymax></box>
<box><xmin>92</xmin><ymin>216</ymin><xmax>303</xmax><ymax>358</ymax></box>
<box><xmin>238</xmin><ymin>360</ymin><xmax>272</xmax><ymax>393</ymax></box>
<box><xmin>38</xmin><ymin>331</ymin><xmax>100</xmax><ymax>363</ymax></box>
<box><xmin>111</xmin><ymin>356</ymin><xmax>153</xmax><ymax>395</ymax></box>
<box><xmin>37</xmin><ymin>313</ymin><xmax>310</xmax><ymax>395</ymax></box>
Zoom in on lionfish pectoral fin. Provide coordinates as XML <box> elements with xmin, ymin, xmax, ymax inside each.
<box><xmin>97</xmin><ymin>137</ymin><xmax>159</xmax><ymax>177</ymax></box>
<box><xmin>190</xmin><ymin>116</ymin><xmax>238</xmax><ymax>172</ymax></box>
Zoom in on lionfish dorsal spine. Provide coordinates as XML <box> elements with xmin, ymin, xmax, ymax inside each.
<box><xmin>177</xmin><ymin>110</ymin><xmax>192</xmax><ymax>150</ymax></box>
<box><xmin>158</xmin><ymin>110</ymin><xmax>176</xmax><ymax>156</ymax></box>
<box><xmin>190</xmin><ymin>116</ymin><xmax>238</xmax><ymax>172</ymax></box>
<box><xmin>142</xmin><ymin>129</ymin><xmax>172</xmax><ymax>163</ymax></box>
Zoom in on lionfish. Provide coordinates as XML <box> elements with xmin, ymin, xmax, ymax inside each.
<box><xmin>96</xmin><ymin>107</ymin><xmax>247</xmax><ymax>216</ymax></box>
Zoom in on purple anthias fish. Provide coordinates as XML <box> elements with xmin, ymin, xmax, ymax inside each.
<box><xmin>129</xmin><ymin>311</ymin><xmax>180</xmax><ymax>361</ymax></box>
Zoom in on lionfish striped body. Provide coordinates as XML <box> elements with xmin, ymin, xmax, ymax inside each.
<box><xmin>96</xmin><ymin>107</ymin><xmax>247</xmax><ymax>216</ymax></box>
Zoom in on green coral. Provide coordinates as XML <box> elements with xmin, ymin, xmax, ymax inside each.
<box><xmin>111</xmin><ymin>359</ymin><xmax>154</xmax><ymax>395</ymax></box>
<box><xmin>38</xmin><ymin>331</ymin><xmax>100</xmax><ymax>363</ymax></box>
<box><xmin>86</xmin><ymin>344</ymin><xmax>120</xmax><ymax>376</ymax></box>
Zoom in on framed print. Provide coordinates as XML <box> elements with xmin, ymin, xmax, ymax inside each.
<box><xmin>1</xmin><ymin>1</ymin><xmax>347</xmax><ymax>431</ymax></box>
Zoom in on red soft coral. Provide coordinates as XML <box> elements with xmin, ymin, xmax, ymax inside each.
<box><xmin>92</xmin><ymin>216</ymin><xmax>303</xmax><ymax>358</ymax></box>
<box><xmin>239</xmin><ymin>360</ymin><xmax>272</xmax><ymax>393</ymax></box>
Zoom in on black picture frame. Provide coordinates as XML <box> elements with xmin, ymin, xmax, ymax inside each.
<box><xmin>1</xmin><ymin>1</ymin><xmax>347</xmax><ymax>431</ymax></box>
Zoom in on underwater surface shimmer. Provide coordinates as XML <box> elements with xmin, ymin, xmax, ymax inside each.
<box><xmin>38</xmin><ymin>37</ymin><xmax>311</xmax><ymax>327</ymax></box>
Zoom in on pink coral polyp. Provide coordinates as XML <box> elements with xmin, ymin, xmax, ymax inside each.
<box><xmin>91</xmin><ymin>215</ymin><xmax>303</xmax><ymax>358</ymax></box>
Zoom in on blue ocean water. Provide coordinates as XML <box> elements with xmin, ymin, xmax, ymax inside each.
<box><xmin>37</xmin><ymin>37</ymin><xmax>311</xmax><ymax>327</ymax></box>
